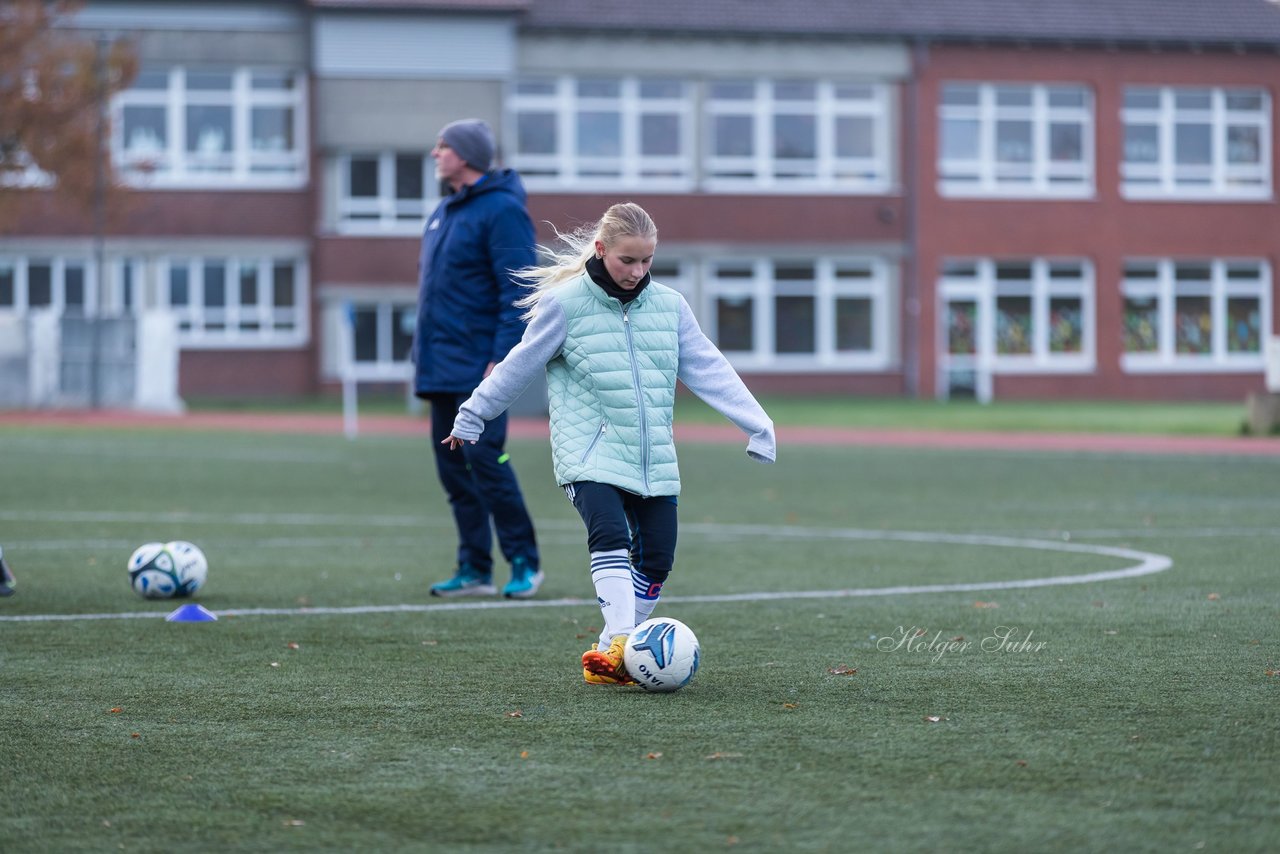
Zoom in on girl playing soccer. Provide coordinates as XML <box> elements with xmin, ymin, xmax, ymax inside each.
<box><xmin>442</xmin><ymin>202</ymin><xmax>775</xmax><ymax>684</ymax></box>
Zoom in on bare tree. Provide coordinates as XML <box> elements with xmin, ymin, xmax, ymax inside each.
<box><xmin>0</xmin><ymin>0</ymin><xmax>137</xmax><ymax>228</ymax></box>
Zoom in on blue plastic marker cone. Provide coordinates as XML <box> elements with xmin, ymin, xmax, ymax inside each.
<box><xmin>166</xmin><ymin>603</ymin><xmax>218</xmax><ymax>622</ymax></box>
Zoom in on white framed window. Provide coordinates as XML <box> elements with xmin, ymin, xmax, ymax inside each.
<box><xmin>0</xmin><ymin>257</ymin><xmax>92</xmax><ymax>315</ymax></box>
<box><xmin>336</xmin><ymin>152</ymin><xmax>438</xmax><ymax>233</ymax></box>
<box><xmin>702</xmin><ymin>257</ymin><xmax>892</xmax><ymax>371</ymax></box>
<box><xmin>348</xmin><ymin>300</ymin><xmax>416</xmax><ymax>373</ymax></box>
<box><xmin>938</xmin><ymin>258</ymin><xmax>1095</xmax><ymax>374</ymax></box>
<box><xmin>160</xmin><ymin>256</ymin><xmax>307</xmax><ymax>348</ymax></box>
<box><xmin>1122</xmin><ymin>259</ymin><xmax>1271</xmax><ymax>371</ymax></box>
<box><xmin>705</xmin><ymin>79</ymin><xmax>891</xmax><ymax>192</ymax></box>
<box><xmin>938</xmin><ymin>82</ymin><xmax>1093</xmax><ymax>197</ymax></box>
<box><xmin>649</xmin><ymin>258</ymin><xmax>693</xmax><ymax>303</ymax></box>
<box><xmin>509</xmin><ymin>76</ymin><xmax>694</xmax><ymax>190</ymax></box>
<box><xmin>114</xmin><ymin>66</ymin><xmax>307</xmax><ymax>188</ymax></box>
<box><xmin>1121</xmin><ymin>86</ymin><xmax>1271</xmax><ymax>199</ymax></box>
<box><xmin>0</xmin><ymin>259</ymin><xmax>13</xmax><ymax>310</ymax></box>
<box><xmin>99</xmin><ymin>258</ymin><xmax>145</xmax><ymax>317</ymax></box>
<box><xmin>323</xmin><ymin>292</ymin><xmax>417</xmax><ymax>382</ymax></box>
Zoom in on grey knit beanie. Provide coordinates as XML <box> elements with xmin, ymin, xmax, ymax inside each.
<box><xmin>438</xmin><ymin>119</ymin><xmax>496</xmax><ymax>173</ymax></box>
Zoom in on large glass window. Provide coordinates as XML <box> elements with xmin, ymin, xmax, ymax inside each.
<box><xmin>0</xmin><ymin>253</ymin><xmax>307</xmax><ymax>347</ymax></box>
<box><xmin>1121</xmin><ymin>86</ymin><xmax>1271</xmax><ymax>197</ymax></box>
<box><xmin>938</xmin><ymin>82</ymin><xmax>1093</xmax><ymax>196</ymax></box>
<box><xmin>509</xmin><ymin>76</ymin><xmax>693</xmax><ymax>189</ymax></box>
<box><xmin>706</xmin><ymin>79</ymin><xmax>890</xmax><ymax>190</ymax></box>
<box><xmin>703</xmin><ymin>257</ymin><xmax>892</xmax><ymax>369</ymax></box>
<box><xmin>938</xmin><ymin>258</ymin><xmax>1094</xmax><ymax>372</ymax></box>
<box><xmin>322</xmin><ymin>294</ymin><xmax>421</xmax><ymax>382</ymax></box>
<box><xmin>163</xmin><ymin>257</ymin><xmax>307</xmax><ymax>347</ymax></box>
<box><xmin>27</xmin><ymin>261</ymin><xmax>54</xmax><ymax>308</ymax></box>
<box><xmin>103</xmin><ymin>258</ymin><xmax>141</xmax><ymax>317</ymax></box>
<box><xmin>0</xmin><ymin>257</ymin><xmax>93</xmax><ymax>313</ymax></box>
<box><xmin>0</xmin><ymin>261</ymin><xmax>15</xmax><ymax>308</ymax></box>
<box><xmin>63</xmin><ymin>264</ymin><xmax>86</xmax><ymax>313</ymax></box>
<box><xmin>349</xmin><ymin>301</ymin><xmax>416</xmax><ymax>370</ymax></box>
<box><xmin>335</xmin><ymin>152</ymin><xmax>439</xmax><ymax>233</ymax></box>
<box><xmin>114</xmin><ymin>66</ymin><xmax>307</xmax><ymax>187</ymax></box>
<box><xmin>709</xmin><ymin>263</ymin><xmax>756</xmax><ymax>353</ymax></box>
<box><xmin>946</xmin><ymin>298</ymin><xmax>979</xmax><ymax>357</ymax></box>
<box><xmin>993</xmin><ymin>262</ymin><xmax>1033</xmax><ymax>355</ymax></box>
<box><xmin>510</xmin><ymin>75</ymin><xmax>891</xmax><ymax>192</ymax></box>
<box><xmin>939</xmin><ymin>268</ymin><xmax>984</xmax><ymax>401</ymax></box>
<box><xmin>1122</xmin><ymin>259</ymin><xmax>1271</xmax><ymax>370</ymax></box>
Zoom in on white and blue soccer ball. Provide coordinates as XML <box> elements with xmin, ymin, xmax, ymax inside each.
<box><xmin>624</xmin><ymin>617</ymin><xmax>701</xmax><ymax>693</ymax></box>
<box><xmin>128</xmin><ymin>541</ymin><xmax>208</xmax><ymax>599</ymax></box>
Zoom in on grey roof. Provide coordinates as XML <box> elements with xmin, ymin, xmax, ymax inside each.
<box><xmin>304</xmin><ymin>1</ymin><xmax>1280</xmax><ymax>46</ymax></box>
<box><xmin>308</xmin><ymin>0</ymin><xmax>529</xmax><ymax>11</ymax></box>
<box><xmin>519</xmin><ymin>0</ymin><xmax>1280</xmax><ymax>46</ymax></box>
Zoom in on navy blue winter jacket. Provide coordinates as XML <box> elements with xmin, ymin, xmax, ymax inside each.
<box><xmin>413</xmin><ymin>169</ymin><xmax>536</xmax><ymax>395</ymax></box>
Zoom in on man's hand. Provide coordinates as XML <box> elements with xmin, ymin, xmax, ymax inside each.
<box><xmin>441</xmin><ymin>435</ymin><xmax>473</xmax><ymax>450</ymax></box>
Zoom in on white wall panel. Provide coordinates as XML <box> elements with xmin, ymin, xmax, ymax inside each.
<box><xmin>520</xmin><ymin>34</ymin><xmax>911</xmax><ymax>78</ymax></box>
<box><xmin>316</xmin><ymin>79</ymin><xmax>503</xmax><ymax>148</ymax></box>
<box><xmin>131</xmin><ymin>31</ymin><xmax>306</xmax><ymax>66</ymax></box>
<box><xmin>73</xmin><ymin>2</ymin><xmax>301</xmax><ymax>31</ymax></box>
<box><xmin>314</xmin><ymin>14</ymin><xmax>515</xmax><ymax>79</ymax></box>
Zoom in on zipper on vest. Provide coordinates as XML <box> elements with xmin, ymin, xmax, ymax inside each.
<box><xmin>580</xmin><ymin>421</ymin><xmax>607</xmax><ymax>463</ymax></box>
<box><xmin>622</xmin><ymin>305</ymin><xmax>649</xmax><ymax>493</ymax></box>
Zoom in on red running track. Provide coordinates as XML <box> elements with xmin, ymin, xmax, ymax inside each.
<box><xmin>3</xmin><ymin>409</ymin><xmax>1280</xmax><ymax>456</ymax></box>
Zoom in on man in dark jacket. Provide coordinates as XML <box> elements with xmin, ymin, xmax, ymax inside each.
<box><xmin>414</xmin><ymin>119</ymin><xmax>542</xmax><ymax>598</ymax></box>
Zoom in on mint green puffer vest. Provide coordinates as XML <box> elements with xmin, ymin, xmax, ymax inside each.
<box><xmin>547</xmin><ymin>273</ymin><xmax>683</xmax><ymax>496</ymax></box>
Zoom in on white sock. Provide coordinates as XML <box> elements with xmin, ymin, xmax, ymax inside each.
<box><xmin>591</xmin><ymin>548</ymin><xmax>635</xmax><ymax>648</ymax></box>
<box><xmin>633</xmin><ymin>569</ymin><xmax>663</xmax><ymax>625</ymax></box>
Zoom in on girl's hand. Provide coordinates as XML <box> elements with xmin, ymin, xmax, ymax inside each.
<box><xmin>441</xmin><ymin>435</ymin><xmax>471</xmax><ymax>450</ymax></box>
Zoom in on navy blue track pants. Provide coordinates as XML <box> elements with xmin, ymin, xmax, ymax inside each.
<box><xmin>565</xmin><ymin>481</ymin><xmax>677</xmax><ymax>585</ymax></box>
<box><xmin>427</xmin><ymin>393</ymin><xmax>538</xmax><ymax>574</ymax></box>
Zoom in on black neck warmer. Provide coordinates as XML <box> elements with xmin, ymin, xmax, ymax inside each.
<box><xmin>586</xmin><ymin>255</ymin><xmax>650</xmax><ymax>305</ymax></box>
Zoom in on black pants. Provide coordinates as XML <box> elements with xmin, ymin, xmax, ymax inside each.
<box><xmin>427</xmin><ymin>393</ymin><xmax>538</xmax><ymax>574</ymax></box>
<box><xmin>565</xmin><ymin>481</ymin><xmax>677</xmax><ymax>585</ymax></box>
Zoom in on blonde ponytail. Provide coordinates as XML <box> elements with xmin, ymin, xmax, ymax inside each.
<box><xmin>515</xmin><ymin>202</ymin><xmax>657</xmax><ymax>319</ymax></box>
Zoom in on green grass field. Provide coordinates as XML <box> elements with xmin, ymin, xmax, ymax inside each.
<box><xmin>679</xmin><ymin>396</ymin><xmax>1257</xmax><ymax>436</ymax></box>
<box><xmin>2</xmin><ymin>422</ymin><xmax>1278</xmax><ymax>851</ymax></box>
<box><xmin>188</xmin><ymin>393</ymin><xmax>1260</xmax><ymax>437</ymax></box>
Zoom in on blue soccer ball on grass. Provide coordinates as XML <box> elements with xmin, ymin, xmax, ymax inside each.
<box><xmin>128</xmin><ymin>541</ymin><xmax>208</xmax><ymax>599</ymax></box>
<box><xmin>624</xmin><ymin>617</ymin><xmax>701</xmax><ymax>693</ymax></box>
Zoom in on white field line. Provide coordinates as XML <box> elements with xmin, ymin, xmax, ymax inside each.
<box><xmin>3</xmin><ymin>527</ymin><xmax>1274</xmax><ymax>553</ymax></box>
<box><xmin>6</xmin><ymin>509</ymin><xmax>1264</xmax><ymax>541</ymax></box>
<box><xmin>0</xmin><ymin>522</ymin><xmax>1173</xmax><ymax>623</ymax></box>
<box><xmin>3</xmin><ymin>509</ymin><xmax>1262</xmax><ymax>542</ymax></box>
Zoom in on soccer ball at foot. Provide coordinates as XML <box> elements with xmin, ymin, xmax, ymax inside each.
<box><xmin>128</xmin><ymin>541</ymin><xmax>208</xmax><ymax>599</ymax></box>
<box><xmin>623</xmin><ymin>617</ymin><xmax>701</xmax><ymax>693</ymax></box>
